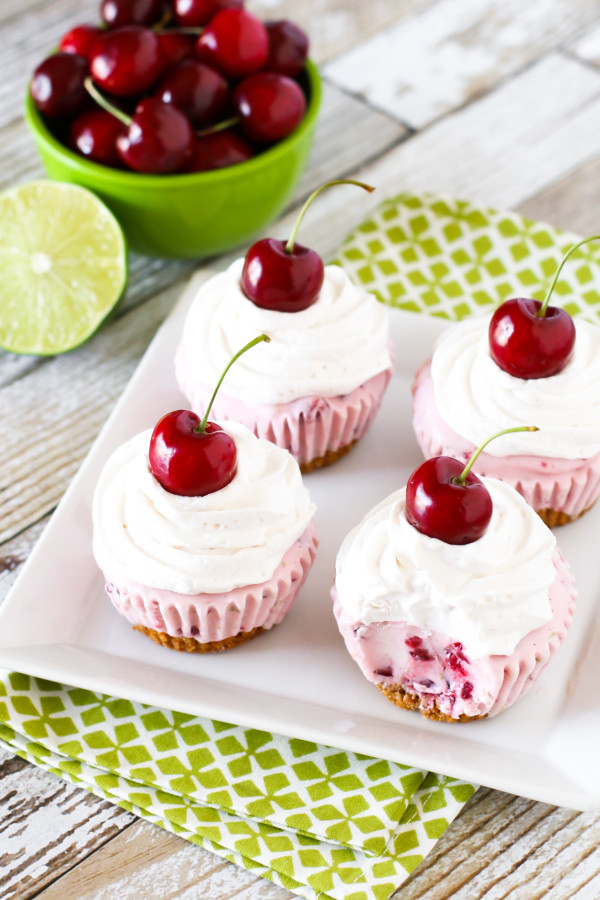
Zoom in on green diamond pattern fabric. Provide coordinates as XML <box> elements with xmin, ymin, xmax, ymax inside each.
<box><xmin>7</xmin><ymin>190</ymin><xmax>593</xmax><ymax>898</ymax></box>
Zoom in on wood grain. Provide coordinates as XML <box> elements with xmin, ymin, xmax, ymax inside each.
<box><xmin>324</xmin><ymin>0</ymin><xmax>599</xmax><ymax>128</ymax></box>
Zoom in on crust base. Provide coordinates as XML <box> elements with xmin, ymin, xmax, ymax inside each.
<box><xmin>133</xmin><ymin>624</ymin><xmax>265</xmax><ymax>653</ymax></box>
<box><xmin>300</xmin><ymin>440</ymin><xmax>357</xmax><ymax>473</ymax></box>
<box><xmin>537</xmin><ymin>505</ymin><xmax>592</xmax><ymax>527</ymax></box>
<box><xmin>376</xmin><ymin>682</ymin><xmax>486</xmax><ymax>724</ymax></box>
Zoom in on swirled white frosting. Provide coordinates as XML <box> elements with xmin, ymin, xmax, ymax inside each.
<box><xmin>334</xmin><ymin>478</ymin><xmax>556</xmax><ymax>658</ymax></box>
<box><xmin>93</xmin><ymin>421</ymin><xmax>316</xmax><ymax>594</ymax></box>
<box><xmin>177</xmin><ymin>259</ymin><xmax>391</xmax><ymax>404</ymax></box>
<box><xmin>431</xmin><ymin>317</ymin><xmax>600</xmax><ymax>459</ymax></box>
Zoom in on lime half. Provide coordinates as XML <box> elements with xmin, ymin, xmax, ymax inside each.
<box><xmin>0</xmin><ymin>181</ymin><xmax>127</xmax><ymax>355</ymax></box>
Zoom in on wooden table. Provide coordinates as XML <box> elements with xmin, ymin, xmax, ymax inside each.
<box><xmin>2</xmin><ymin>0</ymin><xmax>600</xmax><ymax>896</ymax></box>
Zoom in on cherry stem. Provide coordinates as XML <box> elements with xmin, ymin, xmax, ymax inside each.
<box><xmin>284</xmin><ymin>179</ymin><xmax>375</xmax><ymax>254</ymax></box>
<box><xmin>454</xmin><ymin>425</ymin><xmax>539</xmax><ymax>485</ymax></box>
<box><xmin>155</xmin><ymin>26</ymin><xmax>204</xmax><ymax>34</ymax></box>
<box><xmin>152</xmin><ymin>11</ymin><xmax>173</xmax><ymax>30</ymax></box>
<box><xmin>84</xmin><ymin>77</ymin><xmax>131</xmax><ymax>127</ymax></box>
<box><xmin>196</xmin><ymin>116</ymin><xmax>239</xmax><ymax>137</ymax></box>
<box><xmin>538</xmin><ymin>234</ymin><xmax>600</xmax><ymax>317</ymax></box>
<box><xmin>197</xmin><ymin>333</ymin><xmax>271</xmax><ymax>433</ymax></box>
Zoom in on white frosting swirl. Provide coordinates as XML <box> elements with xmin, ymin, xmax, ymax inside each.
<box><xmin>93</xmin><ymin>421</ymin><xmax>316</xmax><ymax>594</ymax></box>
<box><xmin>335</xmin><ymin>478</ymin><xmax>556</xmax><ymax>658</ymax></box>
<box><xmin>177</xmin><ymin>259</ymin><xmax>391</xmax><ymax>404</ymax></box>
<box><xmin>431</xmin><ymin>317</ymin><xmax>600</xmax><ymax>459</ymax></box>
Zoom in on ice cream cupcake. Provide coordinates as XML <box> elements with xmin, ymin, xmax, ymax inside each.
<box><xmin>175</xmin><ymin>180</ymin><xmax>393</xmax><ymax>472</ymax></box>
<box><xmin>332</xmin><ymin>438</ymin><xmax>576</xmax><ymax>721</ymax></box>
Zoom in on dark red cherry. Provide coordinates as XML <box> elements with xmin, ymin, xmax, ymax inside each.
<box><xmin>174</xmin><ymin>0</ymin><xmax>243</xmax><ymax>27</ymax></box>
<box><xmin>149</xmin><ymin>412</ymin><xmax>237</xmax><ymax>496</ymax></box>
<box><xmin>183</xmin><ymin>130</ymin><xmax>252</xmax><ymax>171</ymax></box>
<box><xmin>265</xmin><ymin>20</ymin><xmax>309</xmax><ymax>77</ymax></box>
<box><xmin>59</xmin><ymin>24</ymin><xmax>103</xmax><ymax>59</ymax></box>
<box><xmin>116</xmin><ymin>97</ymin><xmax>193</xmax><ymax>173</ymax></box>
<box><xmin>242</xmin><ymin>239</ymin><xmax>323</xmax><ymax>312</ymax></box>
<box><xmin>241</xmin><ymin>180</ymin><xmax>374</xmax><ymax>312</ymax></box>
<box><xmin>148</xmin><ymin>334</ymin><xmax>270</xmax><ymax>496</ymax></box>
<box><xmin>195</xmin><ymin>8</ymin><xmax>268</xmax><ymax>79</ymax></box>
<box><xmin>30</xmin><ymin>53</ymin><xmax>89</xmax><ymax>118</ymax></box>
<box><xmin>233</xmin><ymin>72</ymin><xmax>305</xmax><ymax>143</ymax></box>
<box><xmin>157</xmin><ymin>31</ymin><xmax>195</xmax><ymax>67</ymax></box>
<box><xmin>69</xmin><ymin>109</ymin><xmax>126</xmax><ymax>166</ymax></box>
<box><xmin>405</xmin><ymin>456</ymin><xmax>493</xmax><ymax>546</ymax></box>
<box><xmin>90</xmin><ymin>26</ymin><xmax>165</xmax><ymax>96</ymax></box>
<box><xmin>405</xmin><ymin>426</ymin><xmax>538</xmax><ymax>544</ymax></box>
<box><xmin>101</xmin><ymin>0</ymin><xmax>165</xmax><ymax>28</ymax></box>
<box><xmin>488</xmin><ymin>298</ymin><xmax>576</xmax><ymax>379</ymax></box>
<box><xmin>156</xmin><ymin>59</ymin><xmax>228</xmax><ymax>127</ymax></box>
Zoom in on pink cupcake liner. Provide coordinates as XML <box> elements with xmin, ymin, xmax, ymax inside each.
<box><xmin>332</xmin><ymin>548</ymin><xmax>575</xmax><ymax>720</ymax></box>
<box><xmin>412</xmin><ymin>360</ymin><xmax>600</xmax><ymax>519</ymax></box>
<box><xmin>101</xmin><ymin>522</ymin><xmax>318</xmax><ymax>644</ymax></box>
<box><xmin>175</xmin><ymin>342</ymin><xmax>394</xmax><ymax>466</ymax></box>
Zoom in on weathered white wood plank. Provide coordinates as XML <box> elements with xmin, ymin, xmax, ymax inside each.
<box><xmin>571</xmin><ymin>22</ymin><xmax>600</xmax><ymax>66</ymax></box>
<box><xmin>324</xmin><ymin>0</ymin><xmax>598</xmax><ymax>128</ymax></box>
<box><xmin>33</xmin><ymin>816</ymin><xmax>296</xmax><ymax>900</ymax></box>
<box><xmin>518</xmin><ymin>155</ymin><xmax>600</xmax><ymax>237</ymax></box>
<box><xmin>0</xmin><ymin>748</ymin><xmax>134</xmax><ymax>900</ymax></box>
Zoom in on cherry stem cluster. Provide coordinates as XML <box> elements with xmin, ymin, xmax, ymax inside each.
<box><xmin>84</xmin><ymin>77</ymin><xmax>131</xmax><ymax>126</ymax></box>
<box><xmin>538</xmin><ymin>234</ymin><xmax>600</xmax><ymax>317</ymax></box>
<box><xmin>197</xmin><ymin>333</ymin><xmax>271</xmax><ymax>432</ymax></box>
<box><xmin>284</xmin><ymin>179</ymin><xmax>375</xmax><ymax>255</ymax></box>
<box><xmin>454</xmin><ymin>425</ymin><xmax>539</xmax><ymax>485</ymax></box>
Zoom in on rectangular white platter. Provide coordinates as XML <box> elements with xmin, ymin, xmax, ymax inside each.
<box><xmin>1</xmin><ymin>271</ymin><xmax>599</xmax><ymax>811</ymax></box>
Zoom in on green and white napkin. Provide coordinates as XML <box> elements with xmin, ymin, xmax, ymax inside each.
<box><xmin>4</xmin><ymin>193</ymin><xmax>596</xmax><ymax>899</ymax></box>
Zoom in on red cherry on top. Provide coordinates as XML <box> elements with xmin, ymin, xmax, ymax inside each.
<box><xmin>195</xmin><ymin>8</ymin><xmax>268</xmax><ymax>79</ymax></box>
<box><xmin>174</xmin><ymin>0</ymin><xmax>243</xmax><ymax>27</ymax></box>
<box><xmin>241</xmin><ymin>179</ymin><xmax>375</xmax><ymax>313</ymax></box>
<box><xmin>149</xmin><ymin>334</ymin><xmax>270</xmax><ymax>496</ymax></box>
<box><xmin>31</xmin><ymin>53</ymin><xmax>89</xmax><ymax>118</ymax></box>
<box><xmin>489</xmin><ymin>235</ymin><xmax>600</xmax><ymax>379</ymax></box>
<box><xmin>405</xmin><ymin>426</ymin><xmax>539</xmax><ymax>545</ymax></box>
<box><xmin>488</xmin><ymin>298</ymin><xmax>575</xmax><ymax>379</ymax></box>
<box><xmin>90</xmin><ymin>26</ymin><xmax>165</xmax><ymax>97</ymax></box>
<box><xmin>59</xmin><ymin>24</ymin><xmax>103</xmax><ymax>59</ymax></box>
<box><xmin>265</xmin><ymin>20</ymin><xmax>309</xmax><ymax>77</ymax></box>
<box><xmin>233</xmin><ymin>72</ymin><xmax>306</xmax><ymax>143</ymax></box>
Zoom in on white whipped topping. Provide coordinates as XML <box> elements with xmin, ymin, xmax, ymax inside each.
<box><xmin>334</xmin><ymin>478</ymin><xmax>556</xmax><ymax>658</ymax></box>
<box><xmin>177</xmin><ymin>259</ymin><xmax>391</xmax><ymax>404</ymax></box>
<box><xmin>93</xmin><ymin>421</ymin><xmax>316</xmax><ymax>594</ymax></box>
<box><xmin>431</xmin><ymin>316</ymin><xmax>600</xmax><ymax>459</ymax></box>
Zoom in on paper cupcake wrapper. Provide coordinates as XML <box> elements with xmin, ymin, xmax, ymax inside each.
<box><xmin>412</xmin><ymin>361</ymin><xmax>600</xmax><ymax>520</ymax></box>
<box><xmin>176</xmin><ymin>343</ymin><xmax>393</xmax><ymax>467</ymax></box>
<box><xmin>101</xmin><ymin>522</ymin><xmax>318</xmax><ymax>644</ymax></box>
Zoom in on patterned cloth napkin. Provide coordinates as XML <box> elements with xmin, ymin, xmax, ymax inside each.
<box><xmin>4</xmin><ymin>192</ymin><xmax>595</xmax><ymax>899</ymax></box>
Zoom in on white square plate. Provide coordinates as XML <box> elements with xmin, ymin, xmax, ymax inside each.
<box><xmin>1</xmin><ymin>274</ymin><xmax>599</xmax><ymax>811</ymax></box>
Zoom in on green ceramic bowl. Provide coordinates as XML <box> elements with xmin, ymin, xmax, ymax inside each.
<box><xmin>25</xmin><ymin>61</ymin><xmax>322</xmax><ymax>258</ymax></box>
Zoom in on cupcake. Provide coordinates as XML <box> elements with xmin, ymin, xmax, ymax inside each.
<box><xmin>412</xmin><ymin>315</ymin><xmax>600</xmax><ymax>526</ymax></box>
<box><xmin>332</xmin><ymin>445</ymin><xmax>576</xmax><ymax>721</ymax></box>
<box><xmin>175</xmin><ymin>180</ymin><xmax>393</xmax><ymax>472</ymax></box>
<box><xmin>93</xmin><ymin>419</ymin><xmax>317</xmax><ymax>651</ymax></box>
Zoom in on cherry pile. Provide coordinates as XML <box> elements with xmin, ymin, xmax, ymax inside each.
<box><xmin>30</xmin><ymin>0</ymin><xmax>310</xmax><ymax>174</ymax></box>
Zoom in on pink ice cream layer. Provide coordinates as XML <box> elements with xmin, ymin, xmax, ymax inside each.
<box><xmin>332</xmin><ymin>549</ymin><xmax>575</xmax><ymax>720</ymax></box>
<box><xmin>175</xmin><ymin>343</ymin><xmax>394</xmax><ymax>465</ymax></box>
<box><xmin>101</xmin><ymin>523</ymin><xmax>318</xmax><ymax>643</ymax></box>
<box><xmin>413</xmin><ymin>360</ymin><xmax>600</xmax><ymax>518</ymax></box>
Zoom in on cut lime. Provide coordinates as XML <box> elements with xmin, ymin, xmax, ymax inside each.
<box><xmin>0</xmin><ymin>181</ymin><xmax>127</xmax><ymax>355</ymax></box>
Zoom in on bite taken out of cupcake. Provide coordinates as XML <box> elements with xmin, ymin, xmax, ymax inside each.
<box><xmin>175</xmin><ymin>180</ymin><xmax>394</xmax><ymax>473</ymax></box>
<box><xmin>332</xmin><ymin>428</ymin><xmax>576</xmax><ymax>722</ymax></box>
<box><xmin>413</xmin><ymin>236</ymin><xmax>600</xmax><ymax>526</ymax></box>
<box><xmin>93</xmin><ymin>335</ymin><xmax>318</xmax><ymax>653</ymax></box>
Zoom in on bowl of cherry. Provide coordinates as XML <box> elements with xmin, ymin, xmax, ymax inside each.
<box><xmin>25</xmin><ymin>0</ymin><xmax>321</xmax><ymax>258</ymax></box>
